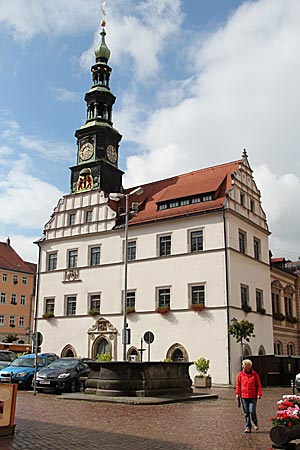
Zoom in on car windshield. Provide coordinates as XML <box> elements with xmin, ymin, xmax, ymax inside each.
<box><xmin>10</xmin><ymin>357</ymin><xmax>46</xmax><ymax>368</ymax></box>
<box><xmin>47</xmin><ymin>359</ymin><xmax>78</xmax><ymax>369</ymax></box>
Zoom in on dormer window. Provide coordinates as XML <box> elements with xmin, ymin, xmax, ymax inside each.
<box><xmin>157</xmin><ymin>193</ymin><xmax>213</xmax><ymax>211</ymax></box>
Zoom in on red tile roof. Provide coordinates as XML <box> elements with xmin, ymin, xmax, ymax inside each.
<box><xmin>111</xmin><ymin>159</ymin><xmax>241</xmax><ymax>226</ymax></box>
<box><xmin>0</xmin><ymin>241</ymin><xmax>37</xmax><ymax>274</ymax></box>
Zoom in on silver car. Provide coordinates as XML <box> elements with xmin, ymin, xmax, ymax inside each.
<box><xmin>0</xmin><ymin>350</ymin><xmax>17</xmax><ymax>370</ymax></box>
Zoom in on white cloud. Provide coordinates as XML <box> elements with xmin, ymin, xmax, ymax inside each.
<box><xmin>0</xmin><ymin>115</ymin><xmax>73</xmax><ymax>161</ymax></box>
<box><xmin>0</xmin><ymin>154</ymin><xmax>64</xmax><ymax>230</ymax></box>
<box><xmin>48</xmin><ymin>86</ymin><xmax>81</xmax><ymax>104</ymax></box>
<box><xmin>0</xmin><ymin>0</ymin><xmax>99</xmax><ymax>41</ymax></box>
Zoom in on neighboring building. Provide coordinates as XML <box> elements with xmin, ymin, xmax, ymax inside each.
<box><xmin>0</xmin><ymin>238</ymin><xmax>36</xmax><ymax>346</ymax></box>
<box><xmin>36</xmin><ymin>23</ymin><xmax>274</xmax><ymax>385</ymax></box>
<box><xmin>271</xmin><ymin>258</ymin><xmax>300</xmax><ymax>356</ymax></box>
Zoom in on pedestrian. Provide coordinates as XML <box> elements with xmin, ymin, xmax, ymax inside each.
<box><xmin>235</xmin><ymin>359</ymin><xmax>262</xmax><ymax>433</ymax></box>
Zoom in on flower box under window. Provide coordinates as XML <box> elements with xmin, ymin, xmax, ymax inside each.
<box><xmin>155</xmin><ymin>306</ymin><xmax>170</xmax><ymax>315</ymax></box>
<box><xmin>191</xmin><ymin>303</ymin><xmax>205</xmax><ymax>312</ymax></box>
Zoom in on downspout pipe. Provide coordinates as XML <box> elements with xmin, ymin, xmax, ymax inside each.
<box><xmin>223</xmin><ymin>207</ymin><xmax>232</xmax><ymax>385</ymax></box>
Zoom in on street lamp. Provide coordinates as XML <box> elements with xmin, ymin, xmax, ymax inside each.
<box><xmin>109</xmin><ymin>186</ymin><xmax>143</xmax><ymax>361</ymax></box>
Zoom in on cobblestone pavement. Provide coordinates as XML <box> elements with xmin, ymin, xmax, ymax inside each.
<box><xmin>0</xmin><ymin>386</ymin><xmax>292</xmax><ymax>450</ymax></box>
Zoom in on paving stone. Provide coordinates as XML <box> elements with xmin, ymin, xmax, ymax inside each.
<box><xmin>0</xmin><ymin>386</ymin><xmax>293</xmax><ymax>449</ymax></box>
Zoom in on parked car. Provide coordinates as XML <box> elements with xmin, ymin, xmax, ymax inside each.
<box><xmin>35</xmin><ymin>358</ymin><xmax>90</xmax><ymax>393</ymax></box>
<box><xmin>0</xmin><ymin>353</ymin><xmax>58</xmax><ymax>389</ymax></box>
<box><xmin>0</xmin><ymin>350</ymin><xmax>17</xmax><ymax>370</ymax></box>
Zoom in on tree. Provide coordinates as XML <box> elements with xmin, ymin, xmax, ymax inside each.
<box><xmin>228</xmin><ymin>319</ymin><xmax>255</xmax><ymax>358</ymax></box>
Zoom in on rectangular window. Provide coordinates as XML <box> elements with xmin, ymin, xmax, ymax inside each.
<box><xmin>169</xmin><ymin>201</ymin><xmax>179</xmax><ymax>208</ymax></box>
<box><xmin>69</xmin><ymin>213</ymin><xmax>76</xmax><ymax>226</ymax></box>
<box><xmin>203</xmin><ymin>194</ymin><xmax>213</xmax><ymax>202</ymax></box>
<box><xmin>158</xmin><ymin>203</ymin><xmax>168</xmax><ymax>211</ymax></box>
<box><xmin>191</xmin><ymin>230</ymin><xmax>203</xmax><ymax>252</ymax></box>
<box><xmin>127</xmin><ymin>241</ymin><xmax>136</xmax><ymax>261</ymax></box>
<box><xmin>126</xmin><ymin>291</ymin><xmax>136</xmax><ymax>309</ymax></box>
<box><xmin>159</xmin><ymin>236</ymin><xmax>171</xmax><ymax>257</ymax></box>
<box><xmin>2</xmin><ymin>274</ymin><xmax>7</xmax><ymax>282</ymax></box>
<box><xmin>0</xmin><ymin>293</ymin><xmax>6</xmax><ymax>304</ymax></box>
<box><xmin>191</xmin><ymin>197</ymin><xmax>201</xmax><ymax>204</ymax></box>
<box><xmin>253</xmin><ymin>238</ymin><xmax>261</xmax><ymax>260</ymax></box>
<box><xmin>45</xmin><ymin>298</ymin><xmax>55</xmax><ymax>314</ymax></box>
<box><xmin>0</xmin><ymin>315</ymin><xmax>4</xmax><ymax>326</ymax></box>
<box><xmin>158</xmin><ymin>288</ymin><xmax>171</xmax><ymax>308</ymax></box>
<box><xmin>272</xmin><ymin>292</ymin><xmax>280</xmax><ymax>314</ymax></box>
<box><xmin>90</xmin><ymin>247</ymin><xmax>101</xmax><ymax>266</ymax></box>
<box><xmin>86</xmin><ymin>210</ymin><xmax>93</xmax><ymax>222</ymax></box>
<box><xmin>19</xmin><ymin>316</ymin><xmax>25</xmax><ymax>327</ymax></box>
<box><xmin>20</xmin><ymin>295</ymin><xmax>26</xmax><ymax>305</ymax></box>
<box><xmin>241</xmin><ymin>285</ymin><xmax>249</xmax><ymax>308</ymax></box>
<box><xmin>68</xmin><ymin>250</ymin><xmax>78</xmax><ymax>269</ymax></box>
<box><xmin>90</xmin><ymin>294</ymin><xmax>101</xmax><ymax>312</ymax></box>
<box><xmin>9</xmin><ymin>315</ymin><xmax>15</xmax><ymax>327</ymax></box>
<box><xmin>13</xmin><ymin>275</ymin><xmax>18</xmax><ymax>284</ymax></box>
<box><xmin>256</xmin><ymin>289</ymin><xmax>263</xmax><ymax>311</ymax></box>
<box><xmin>191</xmin><ymin>285</ymin><xmax>205</xmax><ymax>305</ymax></box>
<box><xmin>285</xmin><ymin>296</ymin><xmax>292</xmax><ymax>318</ymax></box>
<box><xmin>240</xmin><ymin>192</ymin><xmax>245</xmax><ymax>206</ymax></box>
<box><xmin>66</xmin><ymin>296</ymin><xmax>76</xmax><ymax>316</ymax></box>
<box><xmin>22</xmin><ymin>276</ymin><xmax>27</xmax><ymax>285</ymax></box>
<box><xmin>180</xmin><ymin>199</ymin><xmax>190</xmax><ymax>206</ymax></box>
<box><xmin>250</xmin><ymin>200</ymin><xmax>255</xmax><ymax>213</ymax></box>
<box><xmin>11</xmin><ymin>294</ymin><xmax>17</xmax><ymax>305</ymax></box>
<box><xmin>48</xmin><ymin>252</ymin><xmax>58</xmax><ymax>271</ymax></box>
<box><xmin>239</xmin><ymin>230</ymin><xmax>247</xmax><ymax>254</ymax></box>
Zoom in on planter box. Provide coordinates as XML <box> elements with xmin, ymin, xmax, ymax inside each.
<box><xmin>194</xmin><ymin>375</ymin><xmax>212</xmax><ymax>388</ymax></box>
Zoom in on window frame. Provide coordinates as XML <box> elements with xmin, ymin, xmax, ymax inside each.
<box><xmin>89</xmin><ymin>293</ymin><xmax>101</xmax><ymax>312</ymax></box>
<box><xmin>241</xmin><ymin>284</ymin><xmax>249</xmax><ymax>308</ymax></box>
<box><xmin>19</xmin><ymin>316</ymin><xmax>25</xmax><ymax>328</ymax></box>
<box><xmin>69</xmin><ymin>213</ymin><xmax>76</xmax><ymax>226</ymax></box>
<box><xmin>67</xmin><ymin>249</ymin><xmax>78</xmax><ymax>269</ymax></box>
<box><xmin>157</xmin><ymin>287</ymin><xmax>171</xmax><ymax>308</ymax></box>
<box><xmin>0</xmin><ymin>315</ymin><xmax>4</xmax><ymax>326</ymax></box>
<box><xmin>11</xmin><ymin>293</ymin><xmax>17</xmax><ymax>305</ymax></box>
<box><xmin>2</xmin><ymin>274</ymin><xmax>7</xmax><ymax>282</ymax></box>
<box><xmin>126</xmin><ymin>291</ymin><xmax>136</xmax><ymax>309</ymax></box>
<box><xmin>158</xmin><ymin>235</ymin><xmax>171</xmax><ymax>257</ymax></box>
<box><xmin>20</xmin><ymin>295</ymin><xmax>26</xmax><ymax>306</ymax></box>
<box><xmin>0</xmin><ymin>292</ymin><xmax>6</xmax><ymax>304</ymax></box>
<box><xmin>256</xmin><ymin>289</ymin><xmax>263</xmax><ymax>311</ymax></box>
<box><xmin>45</xmin><ymin>297</ymin><xmax>55</xmax><ymax>314</ymax></box>
<box><xmin>190</xmin><ymin>284</ymin><xmax>205</xmax><ymax>306</ymax></box>
<box><xmin>190</xmin><ymin>229</ymin><xmax>204</xmax><ymax>253</ymax></box>
<box><xmin>48</xmin><ymin>252</ymin><xmax>58</xmax><ymax>271</ymax></box>
<box><xmin>238</xmin><ymin>230</ymin><xmax>247</xmax><ymax>254</ymax></box>
<box><xmin>66</xmin><ymin>296</ymin><xmax>77</xmax><ymax>316</ymax></box>
<box><xmin>253</xmin><ymin>237</ymin><xmax>261</xmax><ymax>260</ymax></box>
<box><xmin>9</xmin><ymin>315</ymin><xmax>16</xmax><ymax>327</ymax></box>
<box><xmin>85</xmin><ymin>210</ymin><xmax>93</xmax><ymax>223</ymax></box>
<box><xmin>90</xmin><ymin>246</ymin><xmax>101</xmax><ymax>266</ymax></box>
<box><xmin>127</xmin><ymin>240</ymin><xmax>137</xmax><ymax>262</ymax></box>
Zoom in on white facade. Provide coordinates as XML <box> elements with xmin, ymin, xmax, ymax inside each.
<box><xmin>36</xmin><ymin>154</ymin><xmax>274</xmax><ymax>385</ymax></box>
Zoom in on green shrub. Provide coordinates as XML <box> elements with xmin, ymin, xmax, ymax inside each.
<box><xmin>194</xmin><ymin>357</ymin><xmax>210</xmax><ymax>376</ymax></box>
<box><xmin>96</xmin><ymin>353</ymin><xmax>112</xmax><ymax>361</ymax></box>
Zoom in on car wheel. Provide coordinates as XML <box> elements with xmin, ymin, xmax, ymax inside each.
<box><xmin>69</xmin><ymin>379</ymin><xmax>77</xmax><ymax>393</ymax></box>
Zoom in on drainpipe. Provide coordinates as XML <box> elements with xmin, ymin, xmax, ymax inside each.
<box><xmin>223</xmin><ymin>208</ymin><xmax>232</xmax><ymax>385</ymax></box>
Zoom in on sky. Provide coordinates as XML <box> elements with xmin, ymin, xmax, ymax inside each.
<box><xmin>0</xmin><ymin>0</ymin><xmax>299</xmax><ymax>263</ymax></box>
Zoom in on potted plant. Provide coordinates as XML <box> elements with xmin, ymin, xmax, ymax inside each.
<box><xmin>273</xmin><ymin>312</ymin><xmax>285</xmax><ymax>321</ymax></box>
<box><xmin>155</xmin><ymin>306</ymin><xmax>170</xmax><ymax>315</ymax></box>
<box><xmin>126</xmin><ymin>306</ymin><xmax>135</xmax><ymax>315</ymax></box>
<box><xmin>42</xmin><ymin>312</ymin><xmax>55</xmax><ymax>319</ymax></box>
<box><xmin>88</xmin><ymin>309</ymin><xmax>100</xmax><ymax>316</ymax></box>
<box><xmin>242</xmin><ymin>303</ymin><xmax>252</xmax><ymax>313</ymax></box>
<box><xmin>191</xmin><ymin>303</ymin><xmax>205</xmax><ymax>312</ymax></box>
<box><xmin>194</xmin><ymin>357</ymin><xmax>211</xmax><ymax>388</ymax></box>
<box><xmin>257</xmin><ymin>307</ymin><xmax>266</xmax><ymax>315</ymax></box>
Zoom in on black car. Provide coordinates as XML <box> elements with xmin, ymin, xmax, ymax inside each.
<box><xmin>35</xmin><ymin>358</ymin><xmax>90</xmax><ymax>393</ymax></box>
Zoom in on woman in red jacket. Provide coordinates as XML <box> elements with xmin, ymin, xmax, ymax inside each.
<box><xmin>235</xmin><ymin>359</ymin><xmax>262</xmax><ymax>433</ymax></box>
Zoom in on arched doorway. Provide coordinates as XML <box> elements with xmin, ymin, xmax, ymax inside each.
<box><xmin>88</xmin><ymin>317</ymin><xmax>117</xmax><ymax>360</ymax></box>
<box><xmin>61</xmin><ymin>344</ymin><xmax>76</xmax><ymax>357</ymax></box>
<box><xmin>258</xmin><ymin>345</ymin><xmax>266</xmax><ymax>356</ymax></box>
<box><xmin>166</xmin><ymin>343</ymin><xmax>189</xmax><ymax>362</ymax></box>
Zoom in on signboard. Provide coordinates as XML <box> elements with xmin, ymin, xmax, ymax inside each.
<box><xmin>0</xmin><ymin>383</ymin><xmax>17</xmax><ymax>436</ymax></box>
<box><xmin>144</xmin><ymin>331</ymin><xmax>154</xmax><ymax>344</ymax></box>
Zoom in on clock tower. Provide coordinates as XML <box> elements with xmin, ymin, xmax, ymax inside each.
<box><xmin>70</xmin><ymin>21</ymin><xmax>124</xmax><ymax>195</ymax></box>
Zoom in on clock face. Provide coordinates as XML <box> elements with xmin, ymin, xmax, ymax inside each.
<box><xmin>79</xmin><ymin>142</ymin><xmax>94</xmax><ymax>161</ymax></box>
<box><xmin>106</xmin><ymin>145</ymin><xmax>118</xmax><ymax>163</ymax></box>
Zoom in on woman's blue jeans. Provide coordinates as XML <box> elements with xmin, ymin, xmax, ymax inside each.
<box><xmin>241</xmin><ymin>398</ymin><xmax>258</xmax><ymax>430</ymax></box>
